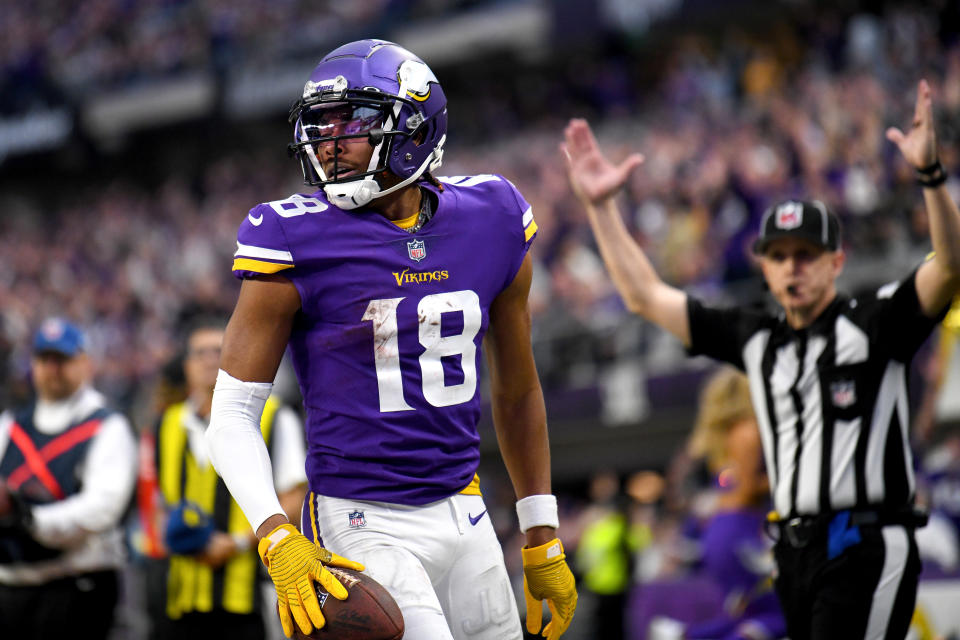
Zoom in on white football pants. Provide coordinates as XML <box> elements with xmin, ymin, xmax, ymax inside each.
<box><xmin>304</xmin><ymin>492</ymin><xmax>523</xmax><ymax>640</ymax></box>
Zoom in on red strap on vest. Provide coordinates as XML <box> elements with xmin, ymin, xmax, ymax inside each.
<box><xmin>136</xmin><ymin>431</ymin><xmax>164</xmax><ymax>557</ymax></box>
<box><xmin>7</xmin><ymin>418</ymin><xmax>102</xmax><ymax>500</ymax></box>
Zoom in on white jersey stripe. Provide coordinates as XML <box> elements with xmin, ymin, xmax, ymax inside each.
<box><xmin>835</xmin><ymin>315</ymin><xmax>869</xmax><ymax>365</ymax></box>
<box><xmin>864</xmin><ymin>526</ymin><xmax>909</xmax><ymax>640</ymax></box>
<box><xmin>830</xmin><ymin>418</ymin><xmax>860</xmax><ymax>509</ymax></box>
<box><xmin>896</xmin><ymin>378</ymin><xmax>915</xmax><ymax>497</ymax></box>
<box><xmin>772</xmin><ymin>341</ymin><xmax>802</xmax><ymax>516</ymax></box>
<box><xmin>743</xmin><ymin>331</ymin><xmax>777</xmax><ymax>494</ymax></box>
<box><xmin>522</xmin><ymin>207</ymin><xmax>534</xmax><ymax>228</ymax></box>
<box><xmin>234</xmin><ymin>242</ymin><xmax>294</xmax><ymax>263</ymax></box>
<box><xmin>865</xmin><ymin>363</ymin><xmax>905</xmax><ymax>503</ymax></box>
<box><xmin>795</xmin><ymin>336</ymin><xmax>827</xmax><ymax>513</ymax></box>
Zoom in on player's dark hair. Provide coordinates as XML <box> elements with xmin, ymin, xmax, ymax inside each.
<box><xmin>423</xmin><ymin>172</ymin><xmax>444</xmax><ymax>192</ymax></box>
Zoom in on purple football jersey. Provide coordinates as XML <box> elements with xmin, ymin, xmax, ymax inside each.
<box><xmin>232</xmin><ymin>175</ymin><xmax>537</xmax><ymax>505</ymax></box>
<box><xmin>699</xmin><ymin>509</ymin><xmax>771</xmax><ymax>598</ymax></box>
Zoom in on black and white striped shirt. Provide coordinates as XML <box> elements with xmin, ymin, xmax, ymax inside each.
<box><xmin>688</xmin><ymin>270</ymin><xmax>944</xmax><ymax>518</ymax></box>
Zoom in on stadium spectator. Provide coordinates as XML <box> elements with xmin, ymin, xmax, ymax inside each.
<box><xmin>574</xmin><ymin>471</ymin><xmax>634</xmax><ymax>640</ymax></box>
<box><xmin>0</xmin><ymin>317</ymin><xmax>137</xmax><ymax>640</ymax></box>
<box><xmin>144</xmin><ymin>317</ymin><xmax>306</xmax><ymax>640</ymax></box>
<box><xmin>675</xmin><ymin>367</ymin><xmax>785</xmax><ymax>640</ymax></box>
<box><xmin>563</xmin><ymin>76</ymin><xmax>960</xmax><ymax>639</ymax></box>
<box><xmin>205</xmin><ymin>39</ymin><xmax>577</xmax><ymax>640</ymax></box>
<box><xmin>911</xmin><ymin>298</ymin><xmax>960</xmax><ymax>574</ymax></box>
<box><xmin>624</xmin><ymin>368</ymin><xmax>784</xmax><ymax>640</ymax></box>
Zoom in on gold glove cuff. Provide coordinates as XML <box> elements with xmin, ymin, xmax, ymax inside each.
<box><xmin>522</xmin><ymin>537</ymin><xmax>565</xmax><ymax>566</ymax></box>
<box><xmin>257</xmin><ymin>522</ymin><xmax>297</xmax><ymax>566</ymax></box>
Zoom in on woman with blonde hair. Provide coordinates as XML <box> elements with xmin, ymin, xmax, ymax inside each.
<box><xmin>678</xmin><ymin>367</ymin><xmax>785</xmax><ymax>640</ymax></box>
<box><xmin>687</xmin><ymin>367</ymin><xmax>768</xmax><ymax>511</ymax></box>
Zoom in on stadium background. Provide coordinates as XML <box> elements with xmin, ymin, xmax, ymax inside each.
<box><xmin>2</xmin><ymin>0</ymin><xmax>960</xmax><ymax>638</ymax></box>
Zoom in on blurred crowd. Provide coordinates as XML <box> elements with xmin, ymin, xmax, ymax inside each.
<box><xmin>0</xmin><ymin>0</ymin><xmax>506</xmax><ymax>112</ymax></box>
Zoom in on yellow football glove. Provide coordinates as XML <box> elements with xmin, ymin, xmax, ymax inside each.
<box><xmin>258</xmin><ymin>523</ymin><xmax>365</xmax><ymax>638</ymax></box>
<box><xmin>522</xmin><ymin>538</ymin><xmax>578</xmax><ymax>640</ymax></box>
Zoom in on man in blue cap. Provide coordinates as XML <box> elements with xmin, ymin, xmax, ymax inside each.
<box><xmin>0</xmin><ymin>318</ymin><xmax>137</xmax><ymax>640</ymax></box>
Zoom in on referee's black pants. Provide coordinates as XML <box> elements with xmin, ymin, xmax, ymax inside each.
<box><xmin>773</xmin><ymin>523</ymin><xmax>920</xmax><ymax>640</ymax></box>
<box><xmin>0</xmin><ymin>570</ymin><xmax>119</xmax><ymax>640</ymax></box>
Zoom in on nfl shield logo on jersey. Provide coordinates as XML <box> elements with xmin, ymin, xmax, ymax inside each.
<box><xmin>831</xmin><ymin>381</ymin><xmax>856</xmax><ymax>408</ymax></box>
<box><xmin>407</xmin><ymin>238</ymin><xmax>426</xmax><ymax>262</ymax></box>
<box><xmin>348</xmin><ymin>510</ymin><xmax>367</xmax><ymax>528</ymax></box>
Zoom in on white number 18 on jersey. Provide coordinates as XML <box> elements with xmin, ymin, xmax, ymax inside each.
<box><xmin>362</xmin><ymin>290</ymin><xmax>481</xmax><ymax>412</ymax></box>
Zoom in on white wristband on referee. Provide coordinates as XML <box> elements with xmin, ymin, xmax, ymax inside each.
<box><xmin>516</xmin><ymin>494</ymin><xmax>559</xmax><ymax>533</ymax></box>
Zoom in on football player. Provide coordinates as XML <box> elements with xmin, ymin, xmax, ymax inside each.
<box><xmin>206</xmin><ymin>40</ymin><xmax>577</xmax><ymax>640</ymax></box>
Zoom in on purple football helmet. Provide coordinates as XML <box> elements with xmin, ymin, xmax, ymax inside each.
<box><xmin>288</xmin><ymin>39</ymin><xmax>448</xmax><ymax>209</ymax></box>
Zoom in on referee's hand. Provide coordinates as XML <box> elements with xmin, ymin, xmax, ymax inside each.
<box><xmin>562</xmin><ymin>119</ymin><xmax>644</xmax><ymax>206</ymax></box>
<box><xmin>885</xmin><ymin>79</ymin><xmax>937</xmax><ymax>169</ymax></box>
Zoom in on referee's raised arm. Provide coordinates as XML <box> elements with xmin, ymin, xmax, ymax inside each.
<box><xmin>887</xmin><ymin>79</ymin><xmax>960</xmax><ymax>316</ymax></box>
<box><xmin>561</xmin><ymin>119</ymin><xmax>692</xmax><ymax>347</ymax></box>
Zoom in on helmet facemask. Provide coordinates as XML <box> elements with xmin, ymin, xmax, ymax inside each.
<box><xmin>288</xmin><ymin>43</ymin><xmax>448</xmax><ymax>210</ymax></box>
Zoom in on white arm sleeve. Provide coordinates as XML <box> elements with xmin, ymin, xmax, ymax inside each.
<box><xmin>207</xmin><ymin>369</ymin><xmax>284</xmax><ymax>532</ymax></box>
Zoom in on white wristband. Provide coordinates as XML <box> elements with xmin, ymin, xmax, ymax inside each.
<box><xmin>516</xmin><ymin>494</ymin><xmax>559</xmax><ymax>533</ymax></box>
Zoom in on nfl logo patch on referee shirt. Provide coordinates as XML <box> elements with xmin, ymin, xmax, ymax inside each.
<box><xmin>831</xmin><ymin>381</ymin><xmax>856</xmax><ymax>408</ymax></box>
<box><xmin>348</xmin><ymin>511</ymin><xmax>366</xmax><ymax>528</ymax></box>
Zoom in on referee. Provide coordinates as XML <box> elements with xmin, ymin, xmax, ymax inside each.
<box><xmin>562</xmin><ymin>79</ymin><xmax>960</xmax><ymax>639</ymax></box>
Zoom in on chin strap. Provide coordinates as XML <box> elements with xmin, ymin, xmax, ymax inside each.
<box><xmin>323</xmin><ymin>149</ymin><xmax>436</xmax><ymax>210</ymax></box>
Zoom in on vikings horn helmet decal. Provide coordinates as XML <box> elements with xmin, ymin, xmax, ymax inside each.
<box><xmin>288</xmin><ymin>40</ymin><xmax>448</xmax><ymax>210</ymax></box>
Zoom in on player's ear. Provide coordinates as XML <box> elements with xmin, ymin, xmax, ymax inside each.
<box><xmin>831</xmin><ymin>249</ymin><xmax>846</xmax><ymax>276</ymax></box>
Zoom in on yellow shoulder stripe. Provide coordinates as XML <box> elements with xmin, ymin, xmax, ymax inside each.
<box><xmin>232</xmin><ymin>258</ymin><xmax>293</xmax><ymax>274</ymax></box>
<box><xmin>524</xmin><ymin>219</ymin><xmax>539</xmax><ymax>242</ymax></box>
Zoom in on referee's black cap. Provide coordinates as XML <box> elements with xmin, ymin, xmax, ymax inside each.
<box><xmin>753</xmin><ymin>200</ymin><xmax>841</xmax><ymax>255</ymax></box>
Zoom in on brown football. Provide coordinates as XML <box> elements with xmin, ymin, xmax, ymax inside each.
<box><xmin>293</xmin><ymin>567</ymin><xmax>404</xmax><ymax>640</ymax></box>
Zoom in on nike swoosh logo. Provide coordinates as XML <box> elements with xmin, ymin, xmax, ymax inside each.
<box><xmin>248</xmin><ymin>212</ymin><xmax>263</xmax><ymax>226</ymax></box>
<box><xmin>468</xmin><ymin>510</ymin><xmax>487</xmax><ymax>526</ymax></box>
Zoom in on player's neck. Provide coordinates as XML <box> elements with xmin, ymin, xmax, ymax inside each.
<box><xmin>370</xmin><ymin>184</ymin><xmax>422</xmax><ymax>222</ymax></box>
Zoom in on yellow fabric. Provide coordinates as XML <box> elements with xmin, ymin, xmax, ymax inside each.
<box><xmin>458</xmin><ymin>473</ymin><xmax>482</xmax><ymax>496</ymax></box>
<box><xmin>308</xmin><ymin>491</ymin><xmax>319</xmax><ymax>545</ymax></box>
<box><xmin>911</xmin><ymin>605</ymin><xmax>938</xmax><ymax>640</ymax></box>
<box><xmin>391</xmin><ymin>211</ymin><xmax>421</xmax><ymax>229</ymax></box>
<box><xmin>232</xmin><ymin>258</ymin><xmax>293</xmax><ymax>274</ymax></box>
<box><xmin>158</xmin><ymin>397</ymin><xmax>280</xmax><ymax>618</ymax></box>
<box><xmin>942</xmin><ymin>297</ymin><xmax>960</xmax><ymax>333</ymax></box>
<box><xmin>524</xmin><ymin>219</ymin><xmax>538</xmax><ymax>242</ymax></box>
<box><xmin>522</xmin><ymin>538</ymin><xmax>578</xmax><ymax>640</ymax></box>
<box><xmin>159</xmin><ymin>404</ymin><xmax>189</xmax><ymax>506</ymax></box>
<box><xmin>259</xmin><ymin>523</ymin><xmax>365</xmax><ymax>637</ymax></box>
<box><xmin>576</xmin><ymin>513</ymin><xmax>632</xmax><ymax>595</ymax></box>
